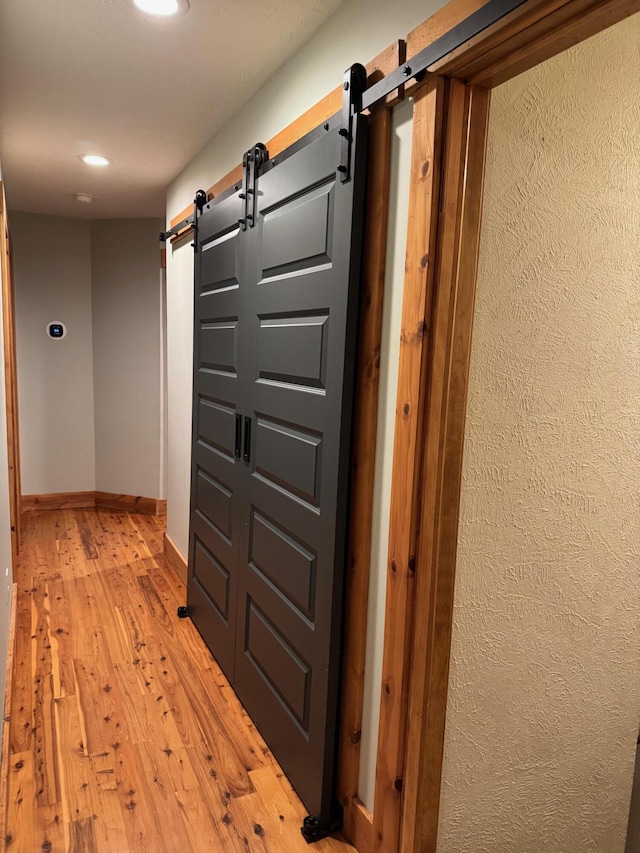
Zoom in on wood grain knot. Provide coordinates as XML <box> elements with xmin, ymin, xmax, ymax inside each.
<box><xmin>384</xmin><ymin>681</ymin><xmax>391</xmax><ymax>696</ymax></box>
<box><xmin>420</xmin><ymin>253</ymin><xmax>429</xmax><ymax>269</ymax></box>
<box><xmin>408</xmin><ymin>557</ymin><xmax>416</xmax><ymax>573</ymax></box>
<box><xmin>403</xmin><ymin>403</ymin><xmax>410</xmax><ymax>416</ymax></box>
<box><xmin>391</xmin><ymin>561</ymin><xmax>398</xmax><ymax>574</ymax></box>
<box><xmin>254</xmin><ymin>824</ymin><xmax>264</xmax><ymax>836</ymax></box>
<box><xmin>421</xmin><ymin>159</ymin><xmax>431</xmax><ymax>178</ymax></box>
<box><xmin>394</xmin><ymin>777</ymin><xmax>403</xmax><ymax>792</ymax></box>
<box><xmin>350</xmin><ymin>728</ymin><xmax>361</xmax><ymax>744</ymax></box>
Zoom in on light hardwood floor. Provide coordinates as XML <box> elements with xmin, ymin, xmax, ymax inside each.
<box><xmin>5</xmin><ymin>509</ymin><xmax>357</xmax><ymax>852</ymax></box>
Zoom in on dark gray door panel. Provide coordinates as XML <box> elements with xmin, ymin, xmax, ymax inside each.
<box><xmin>187</xmin><ymin>193</ymin><xmax>249</xmax><ymax>683</ymax></box>
<box><xmin>233</xmin><ymin>119</ymin><xmax>368</xmax><ymax>822</ymax></box>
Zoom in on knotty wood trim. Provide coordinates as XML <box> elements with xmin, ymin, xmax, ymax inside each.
<box><xmin>94</xmin><ymin>492</ymin><xmax>159</xmax><ymax>515</ymax></box>
<box><xmin>0</xmin><ymin>582</ymin><xmax>18</xmax><ymax>843</ymax></box>
<box><xmin>0</xmin><ymin>183</ymin><xmax>21</xmax><ymax>561</ymax></box>
<box><xmin>169</xmin><ymin>41</ymin><xmax>405</xmax><ymax>239</ymax></box>
<box><xmin>466</xmin><ymin>0</ymin><xmax>640</xmax><ymax>86</ymax></box>
<box><xmin>21</xmin><ymin>492</ymin><xmax>96</xmax><ymax>512</ymax></box>
<box><xmin>400</xmin><ymin>81</ymin><xmax>490</xmax><ymax>853</ymax></box>
<box><xmin>163</xmin><ymin>532</ymin><xmax>188</xmax><ymax>586</ymax></box>
<box><xmin>371</xmin><ymin>79</ymin><xmax>445</xmax><ymax>853</ymax></box>
<box><xmin>338</xmin><ymin>108</ymin><xmax>393</xmax><ymax>852</ymax></box>
<box><xmin>21</xmin><ymin>492</ymin><xmax>166</xmax><ymax>516</ymax></box>
<box><xmin>407</xmin><ymin>0</ymin><xmax>489</xmax><ymax>57</ymax></box>
<box><xmin>406</xmin><ymin>0</ymin><xmax>640</xmax><ymax>87</ymax></box>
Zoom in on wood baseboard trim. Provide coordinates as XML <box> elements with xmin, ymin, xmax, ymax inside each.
<box><xmin>0</xmin><ymin>582</ymin><xmax>18</xmax><ymax>843</ymax></box>
<box><xmin>164</xmin><ymin>533</ymin><xmax>188</xmax><ymax>586</ymax></box>
<box><xmin>21</xmin><ymin>491</ymin><xmax>166</xmax><ymax>516</ymax></box>
<box><xmin>21</xmin><ymin>491</ymin><xmax>96</xmax><ymax>512</ymax></box>
<box><xmin>94</xmin><ymin>492</ymin><xmax>159</xmax><ymax>515</ymax></box>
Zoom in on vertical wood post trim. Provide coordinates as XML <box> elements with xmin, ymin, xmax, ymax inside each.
<box><xmin>371</xmin><ymin>79</ymin><xmax>445</xmax><ymax>853</ymax></box>
<box><xmin>339</xmin><ymin>107</ymin><xmax>393</xmax><ymax>852</ymax></box>
<box><xmin>400</xmin><ymin>81</ymin><xmax>491</xmax><ymax>853</ymax></box>
<box><xmin>0</xmin><ymin>183</ymin><xmax>21</xmax><ymax>561</ymax></box>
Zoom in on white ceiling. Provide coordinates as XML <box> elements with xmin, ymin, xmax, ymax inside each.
<box><xmin>0</xmin><ymin>0</ymin><xmax>342</xmax><ymax>219</ymax></box>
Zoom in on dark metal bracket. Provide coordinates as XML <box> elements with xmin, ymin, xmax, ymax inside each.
<box><xmin>300</xmin><ymin>813</ymin><xmax>343</xmax><ymax>844</ymax></box>
<box><xmin>238</xmin><ymin>142</ymin><xmax>269</xmax><ymax>230</ymax></box>
<box><xmin>159</xmin><ymin>189</ymin><xmax>206</xmax><ymax>245</ymax></box>
<box><xmin>338</xmin><ymin>63</ymin><xmax>366</xmax><ymax>183</ymax></box>
<box><xmin>192</xmin><ymin>188</ymin><xmax>207</xmax><ymax>253</ymax></box>
<box><xmin>159</xmin><ymin>211</ymin><xmax>193</xmax><ymax>244</ymax></box>
<box><xmin>177</xmin><ymin>606</ymin><xmax>190</xmax><ymax>619</ymax></box>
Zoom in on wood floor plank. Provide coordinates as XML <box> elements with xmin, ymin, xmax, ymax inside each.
<box><xmin>68</xmin><ymin>577</ymin><xmax>116</xmax><ymax>678</ymax></box>
<box><xmin>53</xmin><ymin>695</ymin><xmax>95</xmax><ymax>823</ymax></box>
<box><xmin>174</xmin><ymin>786</ymin><xmax>239</xmax><ymax>853</ymax></box>
<box><xmin>46</xmin><ymin>574</ymin><xmax>75</xmax><ymax>699</ymax></box>
<box><xmin>33</xmin><ymin>802</ymin><xmax>67</xmax><ymax>852</ymax></box>
<box><xmin>6</xmin><ymin>750</ymin><xmax>34</xmax><ymax>852</ymax></box>
<box><xmin>7</xmin><ymin>508</ymin><xmax>357</xmax><ymax>853</ymax></box>
<box><xmin>69</xmin><ymin>815</ymin><xmax>98</xmax><ymax>852</ymax></box>
<box><xmin>9</xmin><ymin>586</ymin><xmax>33</xmax><ymax>753</ymax></box>
<box><xmin>89</xmin><ymin>788</ymin><xmax>129</xmax><ymax>852</ymax></box>
<box><xmin>73</xmin><ymin>658</ymin><xmax>130</xmax><ymax>758</ymax></box>
<box><xmin>31</xmin><ymin>579</ymin><xmax>60</xmax><ymax>807</ymax></box>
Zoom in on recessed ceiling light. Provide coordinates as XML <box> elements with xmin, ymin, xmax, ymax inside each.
<box><xmin>74</xmin><ymin>193</ymin><xmax>93</xmax><ymax>204</ymax></box>
<box><xmin>133</xmin><ymin>0</ymin><xmax>189</xmax><ymax>16</ymax></box>
<box><xmin>80</xmin><ymin>154</ymin><xmax>111</xmax><ymax>167</ymax></box>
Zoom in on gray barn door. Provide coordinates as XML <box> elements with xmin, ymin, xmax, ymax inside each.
<box><xmin>188</xmin><ymin>115</ymin><xmax>368</xmax><ymax>826</ymax></box>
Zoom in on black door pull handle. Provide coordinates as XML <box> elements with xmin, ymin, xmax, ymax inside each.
<box><xmin>243</xmin><ymin>416</ymin><xmax>252</xmax><ymax>463</ymax></box>
<box><xmin>234</xmin><ymin>413</ymin><xmax>242</xmax><ymax>458</ymax></box>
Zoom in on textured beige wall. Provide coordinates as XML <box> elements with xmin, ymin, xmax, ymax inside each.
<box><xmin>438</xmin><ymin>15</ymin><xmax>640</xmax><ymax>853</ymax></box>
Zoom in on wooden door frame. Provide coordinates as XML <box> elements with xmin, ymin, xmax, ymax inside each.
<box><xmin>0</xmin><ymin>182</ymin><xmax>21</xmax><ymax>563</ymax></box>
<box><xmin>386</xmin><ymin>2</ymin><xmax>640</xmax><ymax>853</ymax></box>
<box><xmin>166</xmin><ymin>1</ymin><xmax>640</xmax><ymax>849</ymax></box>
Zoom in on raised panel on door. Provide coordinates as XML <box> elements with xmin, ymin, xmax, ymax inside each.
<box><xmin>187</xmin><ymin>191</ymin><xmax>247</xmax><ymax>681</ymax></box>
<box><xmin>234</xmin><ymin>118</ymin><xmax>368</xmax><ymax>824</ymax></box>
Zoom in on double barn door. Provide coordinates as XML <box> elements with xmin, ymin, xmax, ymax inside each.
<box><xmin>187</xmin><ymin>118</ymin><xmax>368</xmax><ymax>824</ymax></box>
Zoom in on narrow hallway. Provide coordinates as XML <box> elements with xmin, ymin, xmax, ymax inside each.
<box><xmin>4</xmin><ymin>509</ymin><xmax>356</xmax><ymax>852</ymax></box>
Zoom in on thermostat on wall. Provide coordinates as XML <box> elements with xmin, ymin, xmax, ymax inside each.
<box><xmin>47</xmin><ymin>321</ymin><xmax>67</xmax><ymax>340</ymax></box>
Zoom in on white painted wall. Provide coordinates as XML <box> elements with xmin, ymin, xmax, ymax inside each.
<box><xmin>438</xmin><ymin>15</ymin><xmax>640</xmax><ymax>853</ymax></box>
<box><xmin>11</xmin><ymin>212</ymin><xmax>95</xmax><ymax>494</ymax></box>
<box><xmin>91</xmin><ymin>219</ymin><xmax>164</xmax><ymax>498</ymax></box>
<box><xmin>358</xmin><ymin>97</ymin><xmax>413</xmax><ymax>811</ymax></box>
<box><xmin>0</xmin><ymin>161</ymin><xmax>15</xmax><ymax>746</ymax></box>
<box><xmin>165</xmin><ymin>244</ymin><xmax>193</xmax><ymax>555</ymax></box>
